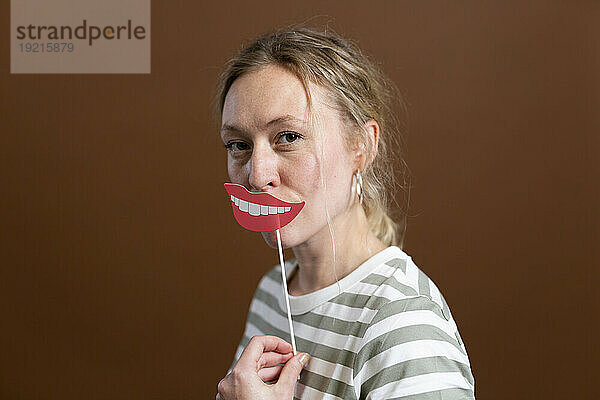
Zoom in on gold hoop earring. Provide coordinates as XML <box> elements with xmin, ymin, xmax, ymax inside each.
<box><xmin>355</xmin><ymin>170</ymin><xmax>364</xmax><ymax>205</ymax></box>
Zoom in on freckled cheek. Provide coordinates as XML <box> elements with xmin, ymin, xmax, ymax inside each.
<box><xmin>282</xmin><ymin>157</ymin><xmax>321</xmax><ymax>195</ymax></box>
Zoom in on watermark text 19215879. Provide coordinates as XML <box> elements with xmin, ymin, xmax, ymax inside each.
<box><xmin>19</xmin><ymin>42</ymin><xmax>75</xmax><ymax>53</ymax></box>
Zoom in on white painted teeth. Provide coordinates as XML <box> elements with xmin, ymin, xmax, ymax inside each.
<box><xmin>248</xmin><ymin>203</ymin><xmax>260</xmax><ymax>216</ymax></box>
<box><xmin>230</xmin><ymin>195</ymin><xmax>292</xmax><ymax>215</ymax></box>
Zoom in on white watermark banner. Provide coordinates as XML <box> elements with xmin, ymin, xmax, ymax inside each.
<box><xmin>11</xmin><ymin>0</ymin><xmax>150</xmax><ymax>73</ymax></box>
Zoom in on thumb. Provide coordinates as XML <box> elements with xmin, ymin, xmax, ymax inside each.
<box><xmin>276</xmin><ymin>352</ymin><xmax>310</xmax><ymax>389</ymax></box>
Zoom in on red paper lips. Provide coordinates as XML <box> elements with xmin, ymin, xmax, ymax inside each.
<box><xmin>224</xmin><ymin>183</ymin><xmax>305</xmax><ymax>232</ymax></box>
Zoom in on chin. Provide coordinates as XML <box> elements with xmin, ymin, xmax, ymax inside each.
<box><xmin>260</xmin><ymin>228</ymin><xmax>304</xmax><ymax>250</ymax></box>
<box><xmin>261</xmin><ymin>231</ymin><xmax>278</xmax><ymax>249</ymax></box>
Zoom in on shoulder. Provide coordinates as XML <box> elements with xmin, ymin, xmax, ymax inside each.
<box><xmin>361</xmin><ymin>248</ymin><xmax>467</xmax><ymax>356</ymax></box>
<box><xmin>352</xmin><ymin>295</ymin><xmax>475</xmax><ymax>398</ymax></box>
<box><xmin>367</xmin><ymin>248</ymin><xmax>455</xmax><ymax>321</ymax></box>
<box><xmin>351</xmin><ymin>249</ymin><xmax>476</xmax><ymax>399</ymax></box>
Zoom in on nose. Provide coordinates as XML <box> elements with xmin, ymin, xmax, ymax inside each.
<box><xmin>247</xmin><ymin>143</ymin><xmax>280</xmax><ymax>191</ymax></box>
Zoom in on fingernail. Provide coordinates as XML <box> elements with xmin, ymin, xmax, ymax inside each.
<box><xmin>300</xmin><ymin>353</ymin><xmax>310</xmax><ymax>366</ymax></box>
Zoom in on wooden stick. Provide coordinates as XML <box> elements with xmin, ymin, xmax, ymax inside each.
<box><xmin>276</xmin><ymin>229</ymin><xmax>297</xmax><ymax>355</ymax></box>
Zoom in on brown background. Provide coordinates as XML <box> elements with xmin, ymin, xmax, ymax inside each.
<box><xmin>1</xmin><ymin>1</ymin><xmax>598</xmax><ymax>399</ymax></box>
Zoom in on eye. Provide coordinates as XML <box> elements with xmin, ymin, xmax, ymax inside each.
<box><xmin>278</xmin><ymin>131</ymin><xmax>301</xmax><ymax>144</ymax></box>
<box><xmin>224</xmin><ymin>141</ymin><xmax>250</xmax><ymax>152</ymax></box>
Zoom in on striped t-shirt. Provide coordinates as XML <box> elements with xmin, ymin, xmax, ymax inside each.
<box><xmin>229</xmin><ymin>246</ymin><xmax>476</xmax><ymax>399</ymax></box>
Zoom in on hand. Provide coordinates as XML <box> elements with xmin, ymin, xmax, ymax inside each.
<box><xmin>216</xmin><ymin>335</ymin><xmax>310</xmax><ymax>400</ymax></box>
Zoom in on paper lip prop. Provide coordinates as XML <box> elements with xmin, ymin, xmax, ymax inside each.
<box><xmin>224</xmin><ymin>182</ymin><xmax>303</xmax><ymax>355</ymax></box>
<box><xmin>224</xmin><ymin>183</ymin><xmax>305</xmax><ymax>232</ymax></box>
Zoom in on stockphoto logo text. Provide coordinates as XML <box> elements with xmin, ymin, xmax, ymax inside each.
<box><xmin>16</xmin><ymin>19</ymin><xmax>147</xmax><ymax>53</ymax></box>
<box><xmin>11</xmin><ymin>0</ymin><xmax>150</xmax><ymax>74</ymax></box>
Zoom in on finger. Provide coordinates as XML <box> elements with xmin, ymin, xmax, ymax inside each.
<box><xmin>258</xmin><ymin>351</ymin><xmax>294</xmax><ymax>369</ymax></box>
<box><xmin>238</xmin><ymin>335</ymin><xmax>293</xmax><ymax>369</ymax></box>
<box><xmin>277</xmin><ymin>352</ymin><xmax>310</xmax><ymax>389</ymax></box>
<box><xmin>257</xmin><ymin>365</ymin><xmax>284</xmax><ymax>382</ymax></box>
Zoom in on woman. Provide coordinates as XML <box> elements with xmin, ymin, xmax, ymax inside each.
<box><xmin>215</xmin><ymin>27</ymin><xmax>475</xmax><ymax>400</ymax></box>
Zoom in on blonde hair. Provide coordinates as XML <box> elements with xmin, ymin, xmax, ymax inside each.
<box><xmin>214</xmin><ymin>25</ymin><xmax>411</xmax><ymax>248</ymax></box>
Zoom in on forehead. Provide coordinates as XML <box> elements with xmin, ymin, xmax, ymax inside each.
<box><xmin>221</xmin><ymin>65</ymin><xmax>325</xmax><ymax>131</ymax></box>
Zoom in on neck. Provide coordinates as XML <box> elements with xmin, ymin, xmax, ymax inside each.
<box><xmin>288</xmin><ymin>203</ymin><xmax>387</xmax><ymax>296</ymax></box>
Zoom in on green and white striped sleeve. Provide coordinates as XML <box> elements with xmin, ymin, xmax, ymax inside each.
<box><xmin>352</xmin><ymin>296</ymin><xmax>475</xmax><ymax>400</ymax></box>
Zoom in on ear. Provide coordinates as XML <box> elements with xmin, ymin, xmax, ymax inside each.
<box><xmin>354</xmin><ymin>119</ymin><xmax>380</xmax><ymax>170</ymax></box>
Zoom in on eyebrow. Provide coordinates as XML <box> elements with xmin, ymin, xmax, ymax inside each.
<box><xmin>220</xmin><ymin>114</ymin><xmax>306</xmax><ymax>133</ymax></box>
